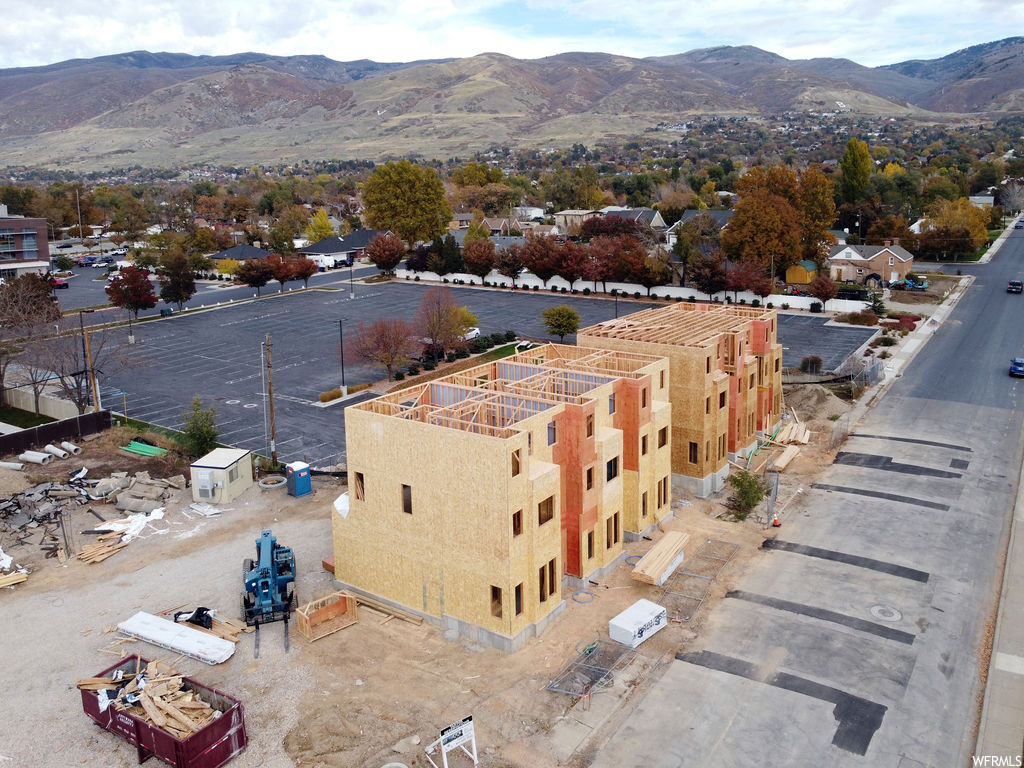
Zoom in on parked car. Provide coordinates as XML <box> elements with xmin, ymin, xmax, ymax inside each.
<box><xmin>55</xmin><ymin>242</ymin><xmax>74</xmax><ymax>249</ymax></box>
<box><xmin>91</xmin><ymin>257</ymin><xmax>115</xmax><ymax>268</ymax></box>
<box><xmin>464</xmin><ymin>327</ymin><xmax>481</xmax><ymax>340</ymax></box>
<box><xmin>1011</xmin><ymin>358</ymin><xmax>1024</xmax><ymax>377</ymax></box>
<box><xmin>50</xmin><ymin>278</ymin><xmax>69</xmax><ymax>289</ymax></box>
<box><xmin>1008</xmin><ymin>280</ymin><xmax>1023</xmax><ymax>293</ymax></box>
<box><xmin>1015</xmin><ymin>223</ymin><xmax>1023</xmax><ymax>230</ymax></box>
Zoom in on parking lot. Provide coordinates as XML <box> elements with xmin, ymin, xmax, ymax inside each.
<box><xmin>97</xmin><ymin>283</ymin><xmax>878</xmax><ymax>466</ymax></box>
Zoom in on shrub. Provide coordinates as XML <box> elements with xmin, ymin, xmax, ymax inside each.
<box><xmin>319</xmin><ymin>388</ymin><xmax>343</xmax><ymax>402</ymax></box>
<box><xmin>877</xmin><ymin>335</ymin><xmax>897</xmax><ymax>347</ymax></box>
<box><xmin>550</xmin><ymin>285</ymin><xmax>558</xmax><ymax>292</ymax></box>
<box><xmin>782</xmin><ymin>303</ymin><xmax>790</xmax><ymax>310</ymax></box>
<box><xmin>423</xmin><ymin>359</ymin><xmax>436</xmax><ymax>371</ymax></box>
<box><xmin>394</xmin><ymin>371</ymin><xmax>405</xmax><ymax>380</ymax></box>
<box><xmin>348</xmin><ymin>382</ymin><xmax>373</xmax><ymax>394</ymax></box>
<box><xmin>470</xmin><ymin>338</ymin><xmax>488</xmax><ymax>353</ymax></box>
<box><xmin>634</xmin><ymin>291</ymin><xmax>641</xmax><ymax>298</ymax></box>
<box><xmin>488</xmin><ymin>333</ymin><xmax>504</xmax><ymax>347</ymax></box>
<box><xmin>583</xmin><ymin>287</ymin><xmax>591</xmax><ymax>295</ymax></box>
<box><xmin>504</xmin><ymin>330</ymin><xmax>517</xmax><ymax>342</ymax></box>
<box><xmin>561</xmin><ymin>287</ymin><xmax>568</xmax><ymax>293</ymax></box>
<box><xmin>837</xmin><ymin>310</ymin><xmax>878</xmax><ymax>326</ymax></box>
<box><xmin>810</xmin><ymin>302</ymin><xmax>822</xmax><ymax>313</ymax></box>
<box><xmin>766</xmin><ymin>302</ymin><xmax>773</xmax><ymax>308</ymax></box>
<box><xmin>800</xmin><ymin>355</ymin><xmax>823</xmax><ymax>373</ymax></box>
<box><xmin>446</xmin><ymin>352</ymin><xmax>456</xmax><ymax>363</ymax></box>
<box><xmin>752</xmin><ymin>299</ymin><xmax>760</xmax><ymax>307</ymax></box>
<box><xmin>414</xmin><ymin>275</ymin><xmax>420</xmax><ymax>281</ymax></box>
<box><xmin>726</xmin><ymin>470</ymin><xmax>769</xmax><ymax>518</ymax></box>
<box><xmin>675</xmin><ymin>296</ymin><xmax>683</xmax><ymax>302</ymax></box>
<box><xmin>879</xmin><ymin>350</ymin><xmax>891</xmax><ymax>359</ymax></box>
<box><xmin>407</xmin><ymin>365</ymin><xmax>419</xmax><ymax>375</ymax></box>
<box><xmin>532</xmin><ymin>285</ymin><xmax>539</xmax><ymax>291</ymax></box>
<box><xmin>739</xmin><ymin>298</ymin><xmax>747</xmax><ymax>304</ymax></box>
<box><xmin>455</xmin><ymin>349</ymin><xmax>470</xmax><ymax>359</ymax></box>
<box><xmin>442</xmin><ymin>278</ymin><xmax>449</xmax><ymax>283</ymax></box>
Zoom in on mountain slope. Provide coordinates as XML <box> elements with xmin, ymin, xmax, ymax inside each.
<box><xmin>0</xmin><ymin>40</ymin><xmax>1020</xmax><ymax>170</ymax></box>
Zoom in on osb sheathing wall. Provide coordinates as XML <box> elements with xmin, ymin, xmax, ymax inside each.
<box><xmin>578</xmin><ymin>304</ymin><xmax>783</xmax><ymax>481</ymax></box>
<box><xmin>337</xmin><ymin>406</ymin><xmax>563</xmax><ymax>640</ymax></box>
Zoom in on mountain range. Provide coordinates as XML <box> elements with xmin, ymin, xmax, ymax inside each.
<box><xmin>0</xmin><ymin>38</ymin><xmax>1021</xmax><ymax>171</ymax></box>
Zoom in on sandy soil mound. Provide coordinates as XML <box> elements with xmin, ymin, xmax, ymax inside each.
<box><xmin>783</xmin><ymin>383</ymin><xmax>851</xmax><ymax>421</ymax></box>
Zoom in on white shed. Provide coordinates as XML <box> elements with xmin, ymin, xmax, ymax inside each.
<box><xmin>190</xmin><ymin>448</ymin><xmax>254</xmax><ymax>504</ymax></box>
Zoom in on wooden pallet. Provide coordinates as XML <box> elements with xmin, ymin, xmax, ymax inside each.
<box><xmin>296</xmin><ymin>591</ymin><xmax>359</xmax><ymax>642</ymax></box>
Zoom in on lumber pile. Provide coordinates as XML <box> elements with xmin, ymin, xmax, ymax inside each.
<box><xmin>78</xmin><ymin>660</ymin><xmax>221</xmax><ymax>739</ymax></box>
<box><xmin>773</xmin><ymin>422</ymin><xmax>812</xmax><ymax>446</ymax></box>
<box><xmin>631</xmin><ymin>531</ymin><xmax>691</xmax><ymax>586</ymax></box>
<box><xmin>773</xmin><ymin>445</ymin><xmax>800</xmax><ymax>472</ymax></box>
<box><xmin>297</xmin><ymin>591</ymin><xmax>358</xmax><ymax>641</ymax></box>
<box><xmin>0</xmin><ymin>571</ymin><xmax>27</xmax><ymax>587</ymax></box>
<box><xmin>185</xmin><ymin>615</ymin><xmax>253</xmax><ymax>643</ymax></box>
<box><xmin>77</xmin><ymin>539</ymin><xmax>129</xmax><ymax>564</ymax></box>
<box><xmin>354</xmin><ymin>594</ymin><xmax>423</xmax><ymax>625</ymax></box>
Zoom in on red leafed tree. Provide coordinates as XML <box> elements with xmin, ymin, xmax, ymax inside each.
<box><xmin>462</xmin><ymin>238</ymin><xmax>496</xmax><ymax>282</ymax></box>
<box><xmin>724</xmin><ymin>261</ymin><xmax>760</xmax><ymax>300</ymax></box>
<box><xmin>266</xmin><ymin>254</ymin><xmax>295</xmax><ymax>292</ymax></box>
<box><xmin>747</xmin><ymin>267</ymin><xmax>775</xmax><ymax>301</ymax></box>
<box><xmin>366</xmin><ymin>232</ymin><xmax>407</xmax><ymax>275</ymax></box>
<box><xmin>587</xmin><ymin>236</ymin><xmax>620</xmax><ymax>292</ymax></box>
<box><xmin>346</xmin><ymin>318</ymin><xmax>419</xmax><ymax>380</ymax></box>
<box><xmin>557</xmin><ymin>240</ymin><xmax>590</xmax><ymax>288</ymax></box>
<box><xmin>495</xmin><ymin>243</ymin><xmax>524</xmax><ymax>289</ymax></box>
<box><xmin>809</xmin><ymin>275</ymin><xmax>839</xmax><ymax>308</ymax></box>
<box><xmin>105</xmin><ymin>266</ymin><xmax>156</xmax><ymax>318</ymax></box>
<box><xmin>520</xmin><ymin>232</ymin><xmax>561</xmax><ymax>287</ymax></box>
<box><xmin>291</xmin><ymin>257</ymin><xmax>319</xmax><ymax>288</ymax></box>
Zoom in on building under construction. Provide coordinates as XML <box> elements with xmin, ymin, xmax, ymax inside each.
<box><xmin>578</xmin><ymin>302</ymin><xmax>783</xmax><ymax>497</ymax></box>
<box><xmin>334</xmin><ymin>343</ymin><xmax>672</xmax><ymax>651</ymax></box>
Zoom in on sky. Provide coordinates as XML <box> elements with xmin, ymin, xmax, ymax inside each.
<box><xmin>3</xmin><ymin>0</ymin><xmax>1017</xmax><ymax>70</ymax></box>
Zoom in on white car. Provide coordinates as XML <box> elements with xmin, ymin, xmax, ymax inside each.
<box><xmin>464</xmin><ymin>327</ymin><xmax>481</xmax><ymax>340</ymax></box>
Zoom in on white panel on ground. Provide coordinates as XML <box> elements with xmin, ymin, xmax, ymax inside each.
<box><xmin>117</xmin><ymin>611</ymin><xmax>235</xmax><ymax>664</ymax></box>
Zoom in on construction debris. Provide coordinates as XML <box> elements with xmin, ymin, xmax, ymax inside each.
<box><xmin>296</xmin><ymin>592</ymin><xmax>359</xmax><ymax>642</ymax></box>
<box><xmin>78</xmin><ymin>659</ymin><xmax>222</xmax><ymax>739</ymax></box>
<box><xmin>630</xmin><ymin>531</ymin><xmax>691</xmax><ymax>586</ymax></box>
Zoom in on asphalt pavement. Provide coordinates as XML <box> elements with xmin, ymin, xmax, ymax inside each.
<box><xmin>589</xmin><ymin>222</ymin><xmax>1024</xmax><ymax>766</ymax></box>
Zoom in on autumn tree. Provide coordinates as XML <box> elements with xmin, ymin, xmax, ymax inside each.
<box><xmin>796</xmin><ymin>165</ymin><xmax>837</xmax><ymax>262</ymax></box>
<box><xmin>579</xmin><ymin>216</ymin><xmax>640</xmax><ymax>241</ymax></box>
<box><xmin>305</xmin><ymin>208</ymin><xmax>334</xmax><ymax>243</ymax></box>
<box><xmin>587</xmin><ymin>236</ymin><xmax>621</xmax><ymax>292</ymax></box>
<box><xmin>839</xmin><ymin>138</ymin><xmax>873</xmax><ymax>203</ymax></box>
<box><xmin>1001</xmin><ymin>182</ymin><xmax>1024</xmax><ymax>213</ymax></box>
<box><xmin>865</xmin><ymin>215</ymin><xmax>917</xmax><ymax>249</ymax></box>
<box><xmin>0</xmin><ymin>275</ymin><xmax>61</xmax><ymax>405</ymax></box>
<box><xmin>416</xmin><ymin>287</ymin><xmax>478</xmax><ymax>357</ymax></box>
<box><xmin>451</xmin><ymin>161</ymin><xmax>504</xmax><ymax>187</ymax></box>
<box><xmin>462</xmin><ymin>238</ymin><xmax>496</xmax><ymax>282</ymax></box>
<box><xmin>809</xmin><ymin>275</ymin><xmax>838</xmax><ymax>309</ymax></box>
<box><xmin>556</xmin><ymin>241</ymin><xmax>590</xmax><ymax>288</ymax></box>
<box><xmin>689</xmin><ymin>251</ymin><xmax>727</xmax><ymax>299</ymax></box>
<box><xmin>235</xmin><ymin>258</ymin><xmax>275</xmax><ymax>296</ymax></box>
<box><xmin>520</xmin><ymin>233</ymin><xmax>561</xmax><ymax>287</ymax></box>
<box><xmin>366</xmin><ymin>232</ymin><xmax>407</xmax><ymax>275</ymax></box>
<box><xmin>721</xmin><ymin>188</ymin><xmax>801</xmax><ymax>279</ymax></box>
<box><xmin>106</xmin><ymin>266</ymin><xmax>157</xmax><ymax>318</ymax></box>
<box><xmin>158</xmin><ymin>252</ymin><xmax>196</xmax><ymax>310</ymax></box>
<box><xmin>495</xmin><ymin>244</ymin><xmax>524</xmax><ymax>288</ymax></box>
<box><xmin>362</xmin><ymin>160</ymin><xmax>452</xmax><ymax>248</ymax></box>
<box><xmin>542</xmin><ymin>305</ymin><xmax>581</xmax><ymax>342</ymax></box>
<box><xmin>111</xmin><ymin>196</ymin><xmax>149</xmax><ymax>246</ymax></box>
<box><xmin>925</xmin><ymin>197</ymin><xmax>990</xmax><ymax>250</ymax></box>
<box><xmin>267</xmin><ymin>254</ymin><xmax>295</xmax><ymax>292</ymax></box>
<box><xmin>292</xmin><ymin>257</ymin><xmax>318</xmax><ymax>288</ymax></box>
<box><xmin>347</xmin><ymin>318</ymin><xmax>419</xmax><ymax>379</ymax></box>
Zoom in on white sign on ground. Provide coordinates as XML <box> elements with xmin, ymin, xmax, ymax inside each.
<box><xmin>425</xmin><ymin>714</ymin><xmax>478</xmax><ymax>767</ymax></box>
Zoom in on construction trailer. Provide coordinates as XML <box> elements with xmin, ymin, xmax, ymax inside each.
<box><xmin>190</xmin><ymin>449</ymin><xmax>254</xmax><ymax>504</ymax></box>
<box><xmin>577</xmin><ymin>302</ymin><xmax>783</xmax><ymax>498</ymax></box>
<box><xmin>334</xmin><ymin>344</ymin><xmax>672</xmax><ymax>651</ymax></box>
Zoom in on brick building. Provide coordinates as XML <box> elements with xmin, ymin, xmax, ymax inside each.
<box><xmin>0</xmin><ymin>204</ymin><xmax>50</xmax><ymax>278</ymax></box>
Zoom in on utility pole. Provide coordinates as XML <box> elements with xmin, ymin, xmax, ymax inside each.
<box><xmin>265</xmin><ymin>333</ymin><xmax>278</xmax><ymax>465</ymax></box>
<box><xmin>338</xmin><ymin>319</ymin><xmax>347</xmax><ymax>394</ymax></box>
<box><xmin>75</xmin><ymin>188</ymin><xmax>84</xmax><ymax>243</ymax></box>
<box><xmin>83</xmin><ymin>328</ymin><xmax>101</xmax><ymax>413</ymax></box>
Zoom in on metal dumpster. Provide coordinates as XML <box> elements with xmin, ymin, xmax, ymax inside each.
<box><xmin>80</xmin><ymin>655</ymin><xmax>247</xmax><ymax>768</ymax></box>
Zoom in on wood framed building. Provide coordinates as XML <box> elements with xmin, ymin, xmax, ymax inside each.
<box><xmin>578</xmin><ymin>303</ymin><xmax>783</xmax><ymax>497</ymax></box>
<box><xmin>334</xmin><ymin>344</ymin><xmax>671</xmax><ymax>651</ymax></box>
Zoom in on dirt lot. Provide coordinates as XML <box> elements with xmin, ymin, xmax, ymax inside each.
<box><xmin>0</xmin><ymin>394</ymin><xmax>848</xmax><ymax>768</ymax></box>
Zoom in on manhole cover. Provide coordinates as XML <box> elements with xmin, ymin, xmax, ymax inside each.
<box><xmin>869</xmin><ymin>604</ymin><xmax>902</xmax><ymax>622</ymax></box>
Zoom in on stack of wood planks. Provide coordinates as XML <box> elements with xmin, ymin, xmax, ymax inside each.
<box><xmin>186</xmin><ymin>615</ymin><xmax>253</xmax><ymax>644</ymax></box>
<box><xmin>773</xmin><ymin>422</ymin><xmax>811</xmax><ymax>446</ymax></box>
<box><xmin>354</xmin><ymin>594</ymin><xmax>423</xmax><ymax>625</ymax></box>
<box><xmin>77</xmin><ymin>660</ymin><xmax>221</xmax><ymax>739</ymax></box>
<box><xmin>0</xmin><ymin>571</ymin><xmax>27</xmax><ymax>587</ymax></box>
<box><xmin>77</xmin><ymin>537</ymin><xmax>128</xmax><ymax>564</ymax></box>
<box><xmin>631</xmin><ymin>531</ymin><xmax>691</xmax><ymax>586</ymax></box>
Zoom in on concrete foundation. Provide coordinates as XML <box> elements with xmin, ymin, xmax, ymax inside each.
<box><xmin>672</xmin><ymin>467</ymin><xmax>727</xmax><ymax>499</ymax></box>
<box><xmin>333</xmin><ymin>579</ymin><xmax>566</xmax><ymax>653</ymax></box>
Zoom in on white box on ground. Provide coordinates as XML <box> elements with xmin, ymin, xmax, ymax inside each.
<box><xmin>609</xmin><ymin>598</ymin><xmax>668</xmax><ymax>648</ymax></box>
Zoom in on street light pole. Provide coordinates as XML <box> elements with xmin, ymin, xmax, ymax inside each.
<box><xmin>349</xmin><ymin>262</ymin><xmax>355</xmax><ymax>299</ymax></box>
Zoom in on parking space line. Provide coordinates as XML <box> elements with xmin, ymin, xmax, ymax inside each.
<box><xmin>762</xmin><ymin>540</ymin><xmax>930</xmax><ymax>582</ymax></box>
<box><xmin>676</xmin><ymin>649</ymin><xmax>887</xmax><ymax>756</ymax></box>
<box><xmin>810</xmin><ymin>484</ymin><xmax>951</xmax><ymax>511</ymax></box>
<box><xmin>833</xmin><ymin>452</ymin><xmax>962</xmax><ymax>478</ymax></box>
<box><xmin>850</xmin><ymin>434</ymin><xmax>973</xmax><ymax>452</ymax></box>
<box><xmin>726</xmin><ymin>590</ymin><xmax>916</xmax><ymax>645</ymax></box>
